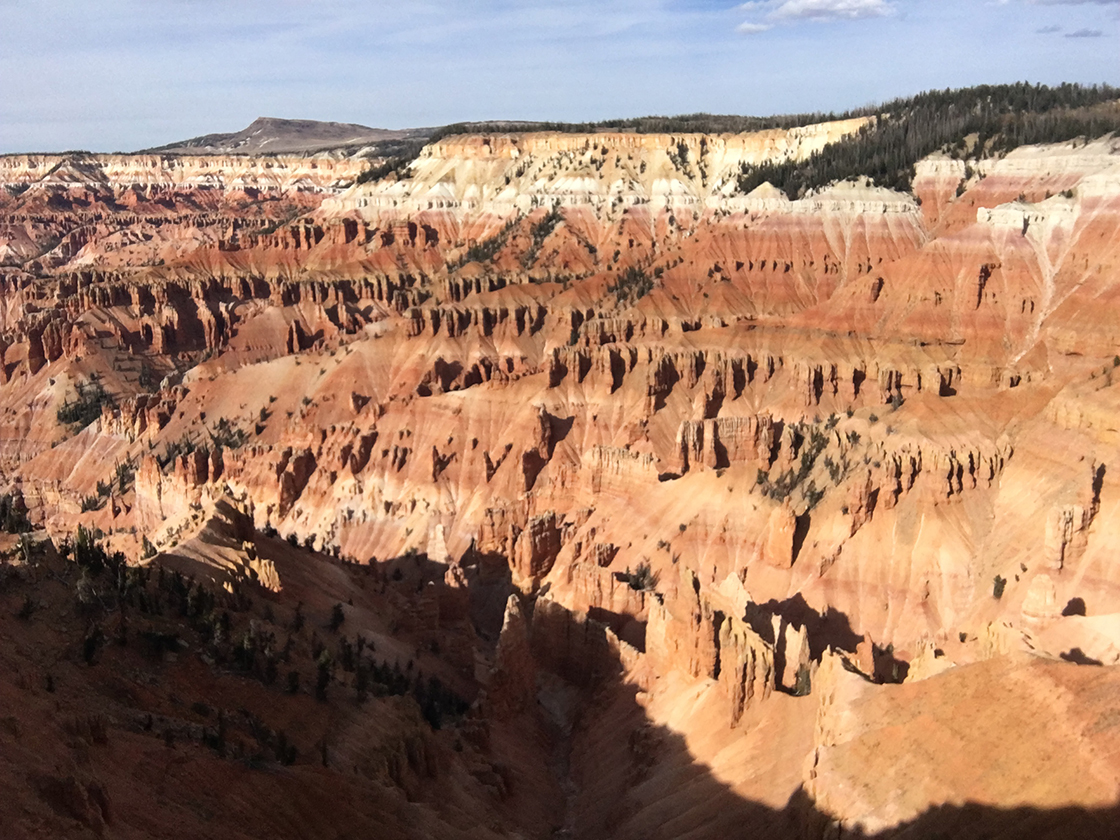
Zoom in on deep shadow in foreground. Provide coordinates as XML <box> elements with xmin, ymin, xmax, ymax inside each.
<box><xmin>560</xmin><ymin>674</ymin><xmax>1120</xmax><ymax>839</ymax></box>
<box><xmin>2</xmin><ymin>530</ymin><xmax>1119</xmax><ymax>840</ymax></box>
<box><xmin>527</xmin><ymin>591</ymin><xmax>1120</xmax><ymax>840</ymax></box>
<box><xmin>560</xmin><ymin>672</ymin><xmax>1120</xmax><ymax>840</ymax></box>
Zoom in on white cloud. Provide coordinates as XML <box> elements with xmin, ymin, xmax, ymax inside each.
<box><xmin>769</xmin><ymin>0</ymin><xmax>895</xmax><ymax>21</ymax></box>
<box><xmin>736</xmin><ymin>0</ymin><xmax>894</xmax><ymax>34</ymax></box>
<box><xmin>736</xmin><ymin>21</ymin><xmax>774</xmax><ymax>32</ymax></box>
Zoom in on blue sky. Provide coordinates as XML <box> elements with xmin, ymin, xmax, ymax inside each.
<box><xmin>0</xmin><ymin>0</ymin><xmax>1116</xmax><ymax>152</ymax></box>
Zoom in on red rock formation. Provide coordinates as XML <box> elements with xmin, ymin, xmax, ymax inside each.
<box><xmin>4</xmin><ymin>127</ymin><xmax>1120</xmax><ymax>837</ymax></box>
<box><xmin>486</xmin><ymin>595</ymin><xmax>537</xmax><ymax>718</ymax></box>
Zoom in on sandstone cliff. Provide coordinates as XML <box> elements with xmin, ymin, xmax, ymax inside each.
<box><xmin>3</xmin><ymin>121</ymin><xmax>1120</xmax><ymax>837</ymax></box>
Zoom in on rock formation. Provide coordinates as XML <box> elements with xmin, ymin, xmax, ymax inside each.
<box><xmin>2</xmin><ymin>118</ymin><xmax>1120</xmax><ymax>838</ymax></box>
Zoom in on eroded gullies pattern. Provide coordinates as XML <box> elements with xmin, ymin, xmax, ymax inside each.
<box><xmin>2</xmin><ymin>125</ymin><xmax>1120</xmax><ymax>837</ymax></box>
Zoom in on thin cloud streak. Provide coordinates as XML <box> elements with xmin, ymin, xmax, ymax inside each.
<box><xmin>736</xmin><ymin>0</ymin><xmax>894</xmax><ymax>30</ymax></box>
<box><xmin>770</xmin><ymin>0</ymin><xmax>895</xmax><ymax>21</ymax></box>
<box><xmin>736</xmin><ymin>21</ymin><xmax>774</xmax><ymax>32</ymax></box>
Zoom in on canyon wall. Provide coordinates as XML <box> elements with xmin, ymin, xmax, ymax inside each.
<box><xmin>3</xmin><ymin>123</ymin><xmax>1120</xmax><ymax>837</ymax></box>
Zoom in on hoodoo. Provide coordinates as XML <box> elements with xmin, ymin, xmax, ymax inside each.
<box><xmin>3</xmin><ymin>84</ymin><xmax>1120</xmax><ymax>838</ymax></box>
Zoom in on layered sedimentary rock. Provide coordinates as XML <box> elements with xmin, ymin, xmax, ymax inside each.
<box><xmin>3</xmin><ymin>125</ymin><xmax>1120</xmax><ymax>837</ymax></box>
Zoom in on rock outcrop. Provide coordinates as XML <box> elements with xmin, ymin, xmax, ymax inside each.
<box><xmin>4</xmin><ymin>124</ymin><xmax>1120</xmax><ymax>838</ymax></box>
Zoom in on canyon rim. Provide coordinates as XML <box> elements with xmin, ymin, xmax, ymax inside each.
<box><xmin>3</xmin><ymin>79</ymin><xmax>1120</xmax><ymax>839</ymax></box>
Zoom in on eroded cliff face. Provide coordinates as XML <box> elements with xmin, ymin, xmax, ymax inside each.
<box><xmin>327</xmin><ymin>117</ymin><xmax>871</xmax><ymax>216</ymax></box>
<box><xmin>4</xmin><ymin>126</ymin><xmax>1120</xmax><ymax>838</ymax></box>
<box><xmin>0</xmin><ymin>153</ymin><xmax>366</xmax><ymax>191</ymax></box>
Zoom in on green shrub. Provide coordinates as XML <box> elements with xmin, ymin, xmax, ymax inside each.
<box><xmin>315</xmin><ymin>651</ymin><xmax>333</xmax><ymax>701</ymax></box>
<box><xmin>57</xmin><ymin>377</ymin><xmax>114</xmax><ymax>429</ymax></box>
<box><xmin>329</xmin><ymin>603</ymin><xmax>345</xmax><ymax>632</ymax></box>
<box><xmin>115</xmin><ymin>461</ymin><xmax>134</xmax><ymax>494</ymax></box>
<box><xmin>453</xmin><ymin>215</ymin><xmax>521</xmax><ymax>268</ymax></box>
<box><xmin>793</xmin><ymin>665</ymin><xmax>812</xmax><ymax>697</ymax></box>
<box><xmin>607</xmin><ymin>266</ymin><xmax>654</xmax><ymax>306</ymax></box>
<box><xmin>624</xmin><ymin>562</ymin><xmax>658</xmax><ymax>592</ymax></box>
<box><xmin>0</xmin><ymin>494</ymin><xmax>31</xmax><ymax>533</ymax></box>
<box><xmin>209</xmin><ymin>418</ymin><xmax>248</xmax><ymax>450</ymax></box>
<box><xmin>17</xmin><ymin>595</ymin><xmax>35</xmax><ymax>620</ymax></box>
<box><xmin>157</xmin><ymin>434</ymin><xmax>197</xmax><ymax>469</ymax></box>
<box><xmin>521</xmin><ymin>203</ymin><xmax>564</xmax><ymax>269</ymax></box>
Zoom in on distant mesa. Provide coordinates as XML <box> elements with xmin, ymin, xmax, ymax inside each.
<box><xmin>141</xmin><ymin>116</ymin><xmax>432</xmax><ymax>156</ymax></box>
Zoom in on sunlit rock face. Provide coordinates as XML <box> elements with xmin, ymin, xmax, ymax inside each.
<box><xmin>3</xmin><ymin>126</ymin><xmax>1120</xmax><ymax>838</ymax></box>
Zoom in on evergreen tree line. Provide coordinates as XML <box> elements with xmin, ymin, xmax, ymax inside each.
<box><xmin>62</xmin><ymin>525</ymin><xmax>471</xmax><ymax>731</ymax></box>
<box><xmin>353</xmin><ymin>84</ymin><xmax>1118</xmax><ymax>194</ymax></box>
<box><xmin>426</xmin><ymin>109</ymin><xmax>851</xmax><ymax>141</ymax></box>
<box><xmin>423</xmin><ymin>82</ymin><xmax>1117</xmax><ymax>150</ymax></box>
<box><xmin>735</xmin><ymin>82</ymin><xmax>1120</xmax><ymax>198</ymax></box>
<box><xmin>355</xmin><ymin>104</ymin><xmax>878</xmax><ymax>185</ymax></box>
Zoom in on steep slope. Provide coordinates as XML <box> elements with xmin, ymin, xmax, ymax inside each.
<box><xmin>2</xmin><ymin>107</ymin><xmax>1120</xmax><ymax>837</ymax></box>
